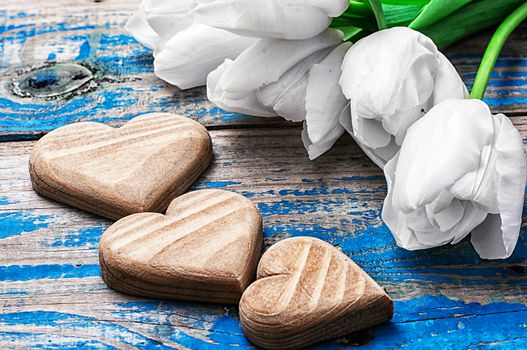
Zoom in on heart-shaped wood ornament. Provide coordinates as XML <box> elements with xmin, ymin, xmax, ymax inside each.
<box><xmin>29</xmin><ymin>113</ymin><xmax>212</xmax><ymax>220</ymax></box>
<box><xmin>99</xmin><ymin>189</ymin><xmax>262</xmax><ymax>303</ymax></box>
<box><xmin>239</xmin><ymin>237</ymin><xmax>393</xmax><ymax>349</ymax></box>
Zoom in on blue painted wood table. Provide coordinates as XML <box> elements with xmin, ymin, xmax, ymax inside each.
<box><xmin>1</xmin><ymin>1</ymin><xmax>526</xmax><ymax>349</ymax></box>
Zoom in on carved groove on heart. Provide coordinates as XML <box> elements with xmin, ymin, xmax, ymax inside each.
<box><xmin>29</xmin><ymin>113</ymin><xmax>212</xmax><ymax>220</ymax></box>
<box><xmin>99</xmin><ymin>189</ymin><xmax>263</xmax><ymax>304</ymax></box>
<box><xmin>239</xmin><ymin>237</ymin><xmax>393</xmax><ymax>349</ymax></box>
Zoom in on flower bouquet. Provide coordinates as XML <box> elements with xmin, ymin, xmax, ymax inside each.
<box><xmin>127</xmin><ymin>0</ymin><xmax>527</xmax><ymax>259</ymax></box>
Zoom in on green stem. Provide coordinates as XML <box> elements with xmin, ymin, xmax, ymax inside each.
<box><xmin>381</xmin><ymin>0</ymin><xmax>429</xmax><ymax>4</ymax></box>
<box><xmin>470</xmin><ymin>2</ymin><xmax>527</xmax><ymax>99</ymax></box>
<box><xmin>348</xmin><ymin>1</ymin><xmax>373</xmax><ymax>16</ymax></box>
<box><xmin>365</xmin><ymin>0</ymin><xmax>388</xmax><ymax>30</ymax></box>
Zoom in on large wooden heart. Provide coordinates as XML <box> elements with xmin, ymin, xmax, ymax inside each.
<box><xmin>99</xmin><ymin>189</ymin><xmax>262</xmax><ymax>303</ymax></box>
<box><xmin>239</xmin><ymin>237</ymin><xmax>393</xmax><ymax>349</ymax></box>
<box><xmin>29</xmin><ymin>113</ymin><xmax>212</xmax><ymax>220</ymax></box>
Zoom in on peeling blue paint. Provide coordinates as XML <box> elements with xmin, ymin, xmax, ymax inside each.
<box><xmin>0</xmin><ymin>264</ymin><xmax>100</xmax><ymax>281</ymax></box>
<box><xmin>194</xmin><ymin>181</ymin><xmax>242</xmax><ymax>189</ymax></box>
<box><xmin>0</xmin><ymin>311</ymin><xmax>171</xmax><ymax>349</ymax></box>
<box><xmin>0</xmin><ymin>297</ymin><xmax>525</xmax><ymax>349</ymax></box>
<box><xmin>76</xmin><ymin>40</ymin><xmax>91</xmax><ymax>60</ymax></box>
<box><xmin>0</xmin><ymin>211</ymin><xmax>51</xmax><ymax>240</ymax></box>
<box><xmin>0</xmin><ymin>195</ymin><xmax>16</xmax><ymax>205</ymax></box>
<box><xmin>209</xmin><ymin>314</ymin><xmax>251</xmax><ymax>347</ymax></box>
<box><xmin>0</xmin><ymin>332</ymin><xmax>116</xmax><ymax>350</ymax></box>
<box><xmin>46</xmin><ymin>226</ymin><xmax>107</xmax><ymax>248</ymax></box>
<box><xmin>365</xmin><ymin>300</ymin><xmax>527</xmax><ymax>350</ymax></box>
<box><xmin>1</xmin><ymin>291</ymin><xmax>27</xmax><ymax>295</ymax></box>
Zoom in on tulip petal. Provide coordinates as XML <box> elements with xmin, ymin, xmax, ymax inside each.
<box><xmin>192</xmin><ymin>0</ymin><xmax>346</xmax><ymax>40</ymax></box>
<box><xmin>125</xmin><ymin>1</ymin><xmax>162</xmax><ymax>50</ymax></box>
<box><xmin>383</xmin><ymin>153</ymin><xmax>425</xmax><ymax>250</ymax></box>
<box><xmin>383</xmin><ymin>154</ymin><xmax>487</xmax><ymax>251</ymax></box>
<box><xmin>406</xmin><ymin>207</ymin><xmax>456</xmax><ymax>247</ymax></box>
<box><xmin>154</xmin><ymin>23</ymin><xmax>257</xmax><ymax>89</ymax></box>
<box><xmin>295</xmin><ymin>0</ymin><xmax>350</xmax><ymax>17</ymax></box>
<box><xmin>301</xmin><ymin>42</ymin><xmax>351</xmax><ymax>160</ymax></box>
<box><xmin>207</xmin><ymin>59</ymin><xmax>276</xmax><ymax>116</ymax></box>
<box><xmin>305</xmin><ymin>42</ymin><xmax>351</xmax><ymax>145</ymax></box>
<box><xmin>393</xmin><ymin>99</ymin><xmax>494</xmax><ymax>212</ymax></box>
<box><xmin>144</xmin><ymin>0</ymin><xmax>195</xmax><ymax>45</ymax></box>
<box><xmin>266</xmin><ymin>77</ymin><xmax>308</xmax><ymax>122</ymax></box>
<box><xmin>341</xmin><ymin>106</ymin><xmax>397</xmax><ymax>168</ymax></box>
<box><xmin>351</xmin><ymin>103</ymin><xmax>392</xmax><ymax>149</ymax></box>
<box><xmin>340</xmin><ymin>27</ymin><xmax>438</xmax><ymax>118</ymax></box>
<box><xmin>471</xmin><ymin>113</ymin><xmax>527</xmax><ymax>259</ymax></box>
<box><xmin>301</xmin><ymin>122</ymin><xmax>344</xmax><ymax>160</ymax></box>
<box><xmin>217</xmin><ymin>29</ymin><xmax>342</xmax><ymax>93</ymax></box>
<box><xmin>381</xmin><ymin>104</ymin><xmax>429</xmax><ymax>146</ymax></box>
<box><xmin>449</xmin><ymin>203</ymin><xmax>488</xmax><ymax>244</ymax></box>
<box><xmin>426</xmin><ymin>194</ymin><xmax>463</xmax><ymax>232</ymax></box>
<box><xmin>256</xmin><ymin>48</ymin><xmax>332</xmax><ymax>121</ymax></box>
<box><xmin>432</xmin><ymin>52</ymin><xmax>469</xmax><ymax>104</ymax></box>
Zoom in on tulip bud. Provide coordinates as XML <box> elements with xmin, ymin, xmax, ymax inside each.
<box><xmin>192</xmin><ymin>0</ymin><xmax>349</xmax><ymax>40</ymax></box>
<box><xmin>207</xmin><ymin>29</ymin><xmax>349</xmax><ymax>158</ymax></box>
<box><xmin>339</xmin><ymin>27</ymin><xmax>468</xmax><ymax>168</ymax></box>
<box><xmin>382</xmin><ymin>98</ymin><xmax>526</xmax><ymax>259</ymax></box>
<box><xmin>207</xmin><ymin>29</ymin><xmax>342</xmax><ymax>117</ymax></box>
<box><xmin>126</xmin><ymin>0</ymin><xmax>256</xmax><ymax>89</ymax></box>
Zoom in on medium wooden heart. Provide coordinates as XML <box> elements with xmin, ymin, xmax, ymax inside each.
<box><xmin>239</xmin><ymin>237</ymin><xmax>393</xmax><ymax>349</ymax></box>
<box><xmin>99</xmin><ymin>189</ymin><xmax>262</xmax><ymax>303</ymax></box>
<box><xmin>29</xmin><ymin>113</ymin><xmax>212</xmax><ymax>220</ymax></box>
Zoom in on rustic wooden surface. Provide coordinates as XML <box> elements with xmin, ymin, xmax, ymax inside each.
<box><xmin>0</xmin><ymin>0</ymin><xmax>526</xmax><ymax>349</ymax></box>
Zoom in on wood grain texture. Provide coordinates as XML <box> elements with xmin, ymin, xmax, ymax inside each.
<box><xmin>0</xmin><ymin>1</ymin><xmax>526</xmax><ymax>140</ymax></box>
<box><xmin>240</xmin><ymin>237</ymin><xmax>393</xmax><ymax>349</ymax></box>
<box><xmin>29</xmin><ymin>113</ymin><xmax>212</xmax><ymax>220</ymax></box>
<box><xmin>1</xmin><ymin>124</ymin><xmax>526</xmax><ymax>349</ymax></box>
<box><xmin>1</xmin><ymin>0</ymin><xmax>527</xmax><ymax>348</ymax></box>
<box><xmin>99</xmin><ymin>189</ymin><xmax>262</xmax><ymax>304</ymax></box>
<box><xmin>0</xmin><ymin>0</ymin><xmax>283</xmax><ymax>141</ymax></box>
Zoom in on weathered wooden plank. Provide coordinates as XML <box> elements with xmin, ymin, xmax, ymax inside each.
<box><xmin>0</xmin><ymin>1</ymin><xmax>526</xmax><ymax>140</ymax></box>
<box><xmin>1</xmin><ymin>125</ymin><xmax>526</xmax><ymax>348</ymax></box>
<box><xmin>0</xmin><ymin>0</ymin><xmax>283</xmax><ymax>141</ymax></box>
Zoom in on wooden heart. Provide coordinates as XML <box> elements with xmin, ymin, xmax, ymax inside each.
<box><xmin>239</xmin><ymin>237</ymin><xmax>393</xmax><ymax>349</ymax></box>
<box><xmin>99</xmin><ymin>189</ymin><xmax>262</xmax><ymax>303</ymax></box>
<box><xmin>29</xmin><ymin>113</ymin><xmax>212</xmax><ymax>220</ymax></box>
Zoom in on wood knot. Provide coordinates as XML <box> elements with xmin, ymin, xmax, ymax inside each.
<box><xmin>10</xmin><ymin>63</ymin><xmax>94</xmax><ymax>98</ymax></box>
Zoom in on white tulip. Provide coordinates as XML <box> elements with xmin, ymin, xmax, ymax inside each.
<box><xmin>207</xmin><ymin>29</ymin><xmax>349</xmax><ymax>158</ymax></box>
<box><xmin>126</xmin><ymin>0</ymin><xmax>256</xmax><ymax>89</ymax></box>
<box><xmin>207</xmin><ymin>29</ymin><xmax>342</xmax><ymax>117</ymax></box>
<box><xmin>383</xmin><ymin>98</ymin><xmax>526</xmax><ymax>259</ymax></box>
<box><xmin>192</xmin><ymin>0</ymin><xmax>349</xmax><ymax>40</ymax></box>
<box><xmin>339</xmin><ymin>27</ymin><xmax>468</xmax><ymax>168</ymax></box>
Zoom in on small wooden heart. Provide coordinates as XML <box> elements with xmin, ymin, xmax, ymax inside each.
<box><xmin>239</xmin><ymin>237</ymin><xmax>393</xmax><ymax>349</ymax></box>
<box><xmin>29</xmin><ymin>113</ymin><xmax>212</xmax><ymax>220</ymax></box>
<box><xmin>99</xmin><ymin>189</ymin><xmax>262</xmax><ymax>304</ymax></box>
